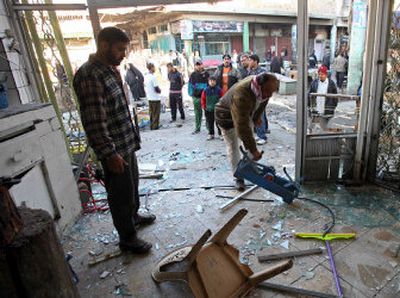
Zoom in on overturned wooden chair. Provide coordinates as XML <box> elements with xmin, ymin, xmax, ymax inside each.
<box><xmin>152</xmin><ymin>209</ymin><xmax>293</xmax><ymax>297</ymax></box>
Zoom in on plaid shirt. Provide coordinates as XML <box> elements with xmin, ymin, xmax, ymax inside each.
<box><xmin>73</xmin><ymin>55</ymin><xmax>140</xmax><ymax>161</ymax></box>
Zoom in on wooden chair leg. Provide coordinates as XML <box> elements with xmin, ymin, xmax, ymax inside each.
<box><xmin>186</xmin><ymin>229</ymin><xmax>212</xmax><ymax>265</ymax></box>
<box><xmin>152</xmin><ymin>271</ymin><xmax>187</xmax><ymax>283</ymax></box>
<box><xmin>210</xmin><ymin>209</ymin><xmax>248</xmax><ymax>246</ymax></box>
<box><xmin>248</xmin><ymin>259</ymin><xmax>293</xmax><ymax>287</ymax></box>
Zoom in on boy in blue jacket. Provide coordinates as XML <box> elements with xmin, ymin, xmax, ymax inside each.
<box><xmin>188</xmin><ymin>60</ymin><xmax>209</xmax><ymax>134</ymax></box>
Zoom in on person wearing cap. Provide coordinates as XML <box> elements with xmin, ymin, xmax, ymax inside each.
<box><xmin>308</xmin><ymin>65</ymin><xmax>338</xmax><ymax>119</ymax></box>
<box><xmin>215</xmin><ymin>73</ymin><xmax>279</xmax><ymax>191</ymax></box>
<box><xmin>144</xmin><ymin>62</ymin><xmax>162</xmax><ymax>130</ymax></box>
<box><xmin>188</xmin><ymin>60</ymin><xmax>209</xmax><ymax>134</ymax></box>
<box><xmin>215</xmin><ymin>53</ymin><xmax>241</xmax><ymax>94</ymax></box>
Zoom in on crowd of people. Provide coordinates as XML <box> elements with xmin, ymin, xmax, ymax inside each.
<box><xmin>73</xmin><ymin>26</ymin><xmax>346</xmax><ymax>254</ymax></box>
<box><xmin>122</xmin><ymin>50</ymin><xmax>276</xmax><ymax>146</ymax></box>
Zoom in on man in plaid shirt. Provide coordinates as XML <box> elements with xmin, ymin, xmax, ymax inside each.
<box><xmin>73</xmin><ymin>27</ymin><xmax>154</xmax><ymax>253</ymax></box>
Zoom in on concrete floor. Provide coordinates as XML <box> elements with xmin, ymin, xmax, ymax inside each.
<box><xmin>63</xmin><ymin>108</ymin><xmax>400</xmax><ymax>298</ymax></box>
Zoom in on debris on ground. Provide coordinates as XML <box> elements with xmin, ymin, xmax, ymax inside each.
<box><xmin>280</xmin><ymin>240</ymin><xmax>290</xmax><ymax>250</ymax></box>
<box><xmin>100</xmin><ymin>271</ymin><xmax>110</xmax><ymax>279</ymax></box>
<box><xmin>304</xmin><ymin>271</ymin><xmax>315</xmax><ymax>280</ymax></box>
<box><xmin>113</xmin><ymin>284</ymin><xmax>132</xmax><ymax>296</ymax></box>
<box><xmin>196</xmin><ymin>204</ymin><xmax>205</xmax><ymax>213</ymax></box>
<box><xmin>88</xmin><ymin>250</ymin><xmax>122</xmax><ymax>267</ymax></box>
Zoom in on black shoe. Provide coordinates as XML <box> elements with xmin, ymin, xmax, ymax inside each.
<box><xmin>134</xmin><ymin>213</ymin><xmax>156</xmax><ymax>226</ymax></box>
<box><xmin>235</xmin><ymin>179</ymin><xmax>245</xmax><ymax>191</ymax></box>
<box><xmin>119</xmin><ymin>236</ymin><xmax>152</xmax><ymax>254</ymax></box>
<box><xmin>192</xmin><ymin>130</ymin><xmax>200</xmax><ymax>135</ymax></box>
<box><xmin>169</xmin><ymin>119</ymin><xmax>176</xmax><ymax>123</ymax></box>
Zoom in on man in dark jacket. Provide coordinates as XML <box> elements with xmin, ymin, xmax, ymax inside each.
<box><xmin>215</xmin><ymin>73</ymin><xmax>279</xmax><ymax>191</ymax></box>
<box><xmin>189</xmin><ymin>60</ymin><xmax>209</xmax><ymax>133</ymax></box>
<box><xmin>238</xmin><ymin>53</ymin><xmax>250</xmax><ymax>78</ymax></box>
<box><xmin>308</xmin><ymin>65</ymin><xmax>338</xmax><ymax>118</ymax></box>
<box><xmin>125</xmin><ymin>63</ymin><xmax>146</xmax><ymax>101</ymax></box>
<box><xmin>308</xmin><ymin>50</ymin><xmax>318</xmax><ymax>68</ymax></box>
<box><xmin>270</xmin><ymin>54</ymin><xmax>282</xmax><ymax>74</ymax></box>
<box><xmin>167</xmin><ymin>62</ymin><xmax>185</xmax><ymax>123</ymax></box>
<box><xmin>215</xmin><ymin>54</ymin><xmax>241</xmax><ymax>94</ymax></box>
<box><xmin>322</xmin><ymin>49</ymin><xmax>331</xmax><ymax>70</ymax></box>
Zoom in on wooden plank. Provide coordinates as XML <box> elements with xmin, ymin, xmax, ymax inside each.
<box><xmin>258</xmin><ymin>282</ymin><xmax>336</xmax><ymax>298</ymax></box>
<box><xmin>219</xmin><ymin>185</ymin><xmax>258</xmax><ymax>211</ymax></box>
<box><xmin>258</xmin><ymin>248</ymin><xmax>323</xmax><ymax>262</ymax></box>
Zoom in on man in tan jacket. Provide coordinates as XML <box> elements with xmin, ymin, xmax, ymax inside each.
<box><xmin>215</xmin><ymin>73</ymin><xmax>279</xmax><ymax>190</ymax></box>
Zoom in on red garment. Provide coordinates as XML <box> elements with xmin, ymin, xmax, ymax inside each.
<box><xmin>201</xmin><ymin>90</ymin><xmax>206</xmax><ymax>109</ymax></box>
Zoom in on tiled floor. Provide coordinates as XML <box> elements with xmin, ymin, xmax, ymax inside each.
<box><xmin>63</xmin><ymin>112</ymin><xmax>399</xmax><ymax>297</ymax></box>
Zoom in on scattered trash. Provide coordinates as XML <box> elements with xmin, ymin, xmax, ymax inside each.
<box><xmin>272</xmin><ymin>222</ymin><xmax>282</xmax><ymax>231</ymax></box>
<box><xmin>155</xmin><ymin>243</ymin><xmax>160</xmax><ymax>250</ymax></box>
<box><xmin>196</xmin><ymin>205</ymin><xmax>204</xmax><ymax>213</ymax></box>
<box><xmin>88</xmin><ymin>250</ymin><xmax>122</xmax><ymax>267</ymax></box>
<box><xmin>304</xmin><ymin>271</ymin><xmax>315</xmax><ymax>280</ymax></box>
<box><xmin>281</xmin><ymin>232</ymin><xmax>293</xmax><ymax>239</ymax></box>
<box><xmin>113</xmin><ymin>284</ymin><xmax>132</xmax><ymax>296</ymax></box>
<box><xmin>272</xmin><ymin>231</ymin><xmax>281</xmax><ymax>242</ymax></box>
<box><xmin>92</xmin><ymin>232</ymin><xmax>118</xmax><ymax>245</ymax></box>
<box><xmin>65</xmin><ymin>254</ymin><xmax>79</xmax><ymax>284</ymax></box>
<box><xmin>280</xmin><ymin>240</ymin><xmax>289</xmax><ymax>250</ymax></box>
<box><xmin>158</xmin><ymin>160</ymin><xmax>165</xmax><ymax>168</ymax></box>
<box><xmin>89</xmin><ymin>249</ymin><xmax>103</xmax><ymax>256</ymax></box>
<box><xmin>100</xmin><ymin>271</ymin><xmax>110</xmax><ymax>279</ymax></box>
<box><xmin>139</xmin><ymin>163</ymin><xmax>157</xmax><ymax>173</ymax></box>
<box><xmin>389</xmin><ymin>260</ymin><xmax>397</xmax><ymax>268</ymax></box>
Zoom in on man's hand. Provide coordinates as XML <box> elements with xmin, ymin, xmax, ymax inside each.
<box><xmin>107</xmin><ymin>154</ymin><xmax>128</xmax><ymax>174</ymax></box>
<box><xmin>251</xmin><ymin>150</ymin><xmax>263</xmax><ymax>161</ymax></box>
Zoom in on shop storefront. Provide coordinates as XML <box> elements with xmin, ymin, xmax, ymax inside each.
<box><xmin>179</xmin><ymin>19</ymin><xmax>244</xmax><ymax>64</ymax></box>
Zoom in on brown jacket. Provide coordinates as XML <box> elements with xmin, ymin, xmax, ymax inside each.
<box><xmin>215</xmin><ymin>76</ymin><xmax>268</xmax><ymax>153</ymax></box>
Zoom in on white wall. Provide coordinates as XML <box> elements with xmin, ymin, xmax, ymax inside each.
<box><xmin>0</xmin><ymin>0</ymin><xmax>36</xmax><ymax>106</ymax></box>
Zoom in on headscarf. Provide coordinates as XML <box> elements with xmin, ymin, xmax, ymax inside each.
<box><xmin>251</xmin><ymin>73</ymin><xmax>269</xmax><ymax>102</ymax></box>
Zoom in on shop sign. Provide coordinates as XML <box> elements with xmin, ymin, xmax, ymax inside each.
<box><xmin>270</xmin><ymin>29</ymin><xmax>282</xmax><ymax>37</ymax></box>
<box><xmin>180</xmin><ymin>20</ymin><xmax>193</xmax><ymax>40</ymax></box>
<box><xmin>192</xmin><ymin>20</ymin><xmax>243</xmax><ymax>33</ymax></box>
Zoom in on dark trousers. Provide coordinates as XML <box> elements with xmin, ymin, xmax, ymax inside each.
<box><xmin>336</xmin><ymin>72</ymin><xmax>345</xmax><ymax>89</ymax></box>
<box><xmin>205</xmin><ymin>110</ymin><xmax>221</xmax><ymax>135</ymax></box>
<box><xmin>170</xmin><ymin>93</ymin><xmax>185</xmax><ymax>121</ymax></box>
<box><xmin>149</xmin><ymin>101</ymin><xmax>161</xmax><ymax>130</ymax></box>
<box><xmin>102</xmin><ymin>152</ymin><xmax>139</xmax><ymax>240</ymax></box>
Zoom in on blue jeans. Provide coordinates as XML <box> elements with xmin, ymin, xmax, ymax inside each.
<box><xmin>256</xmin><ymin>110</ymin><xmax>269</xmax><ymax>140</ymax></box>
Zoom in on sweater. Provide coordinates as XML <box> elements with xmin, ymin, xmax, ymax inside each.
<box><xmin>201</xmin><ymin>86</ymin><xmax>223</xmax><ymax>111</ymax></box>
<box><xmin>215</xmin><ymin>76</ymin><xmax>268</xmax><ymax>153</ymax></box>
